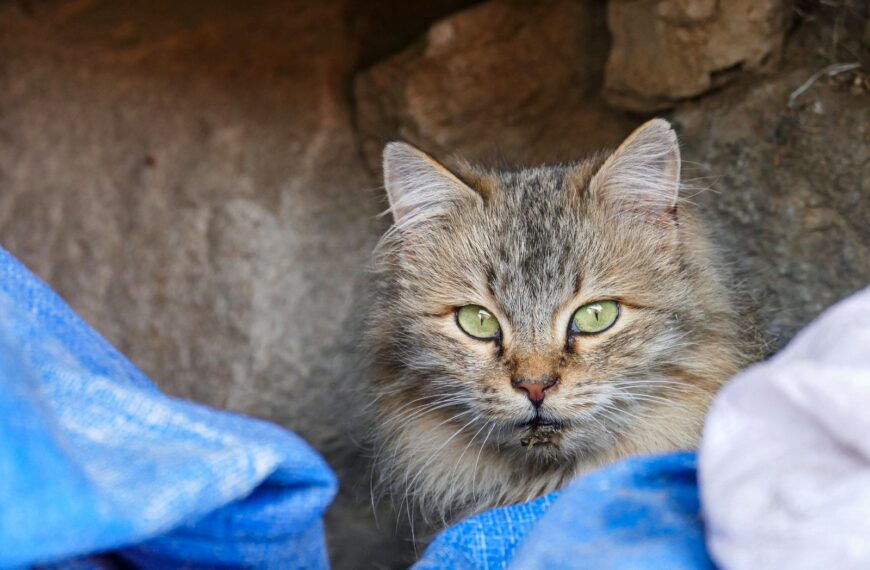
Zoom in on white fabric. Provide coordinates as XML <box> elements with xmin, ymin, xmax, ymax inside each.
<box><xmin>701</xmin><ymin>286</ymin><xmax>870</xmax><ymax>570</ymax></box>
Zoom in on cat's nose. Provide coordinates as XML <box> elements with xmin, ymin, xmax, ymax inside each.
<box><xmin>512</xmin><ymin>376</ymin><xmax>558</xmax><ymax>407</ymax></box>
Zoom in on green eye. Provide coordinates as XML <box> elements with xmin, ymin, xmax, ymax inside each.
<box><xmin>571</xmin><ymin>300</ymin><xmax>619</xmax><ymax>334</ymax></box>
<box><xmin>456</xmin><ymin>305</ymin><xmax>501</xmax><ymax>339</ymax></box>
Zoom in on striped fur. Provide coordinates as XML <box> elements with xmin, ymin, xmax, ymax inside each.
<box><xmin>365</xmin><ymin>120</ymin><xmax>753</xmax><ymax>528</ymax></box>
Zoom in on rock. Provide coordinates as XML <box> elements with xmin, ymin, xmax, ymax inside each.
<box><xmin>674</xmin><ymin>49</ymin><xmax>870</xmax><ymax>347</ymax></box>
<box><xmin>0</xmin><ymin>1</ymin><xmax>401</xmax><ymax>567</ymax></box>
<box><xmin>354</xmin><ymin>0</ymin><xmax>638</xmax><ymax>173</ymax></box>
<box><xmin>604</xmin><ymin>0</ymin><xmax>791</xmax><ymax>112</ymax></box>
<box><xmin>345</xmin><ymin>0</ymin><xmax>483</xmax><ymax>68</ymax></box>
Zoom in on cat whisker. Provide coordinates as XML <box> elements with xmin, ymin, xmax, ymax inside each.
<box><xmin>620</xmin><ymin>392</ymin><xmax>701</xmax><ymax>413</ymax></box>
<box><xmin>471</xmin><ymin>422</ymin><xmax>497</xmax><ymax>498</ymax></box>
<box><xmin>393</xmin><ymin>408</ymin><xmax>477</xmax><ymax>534</ymax></box>
<box><xmin>384</xmin><ymin>397</ymin><xmax>468</xmax><ymax>420</ymax></box>
<box><xmin>404</xmin><ymin>412</ymin><xmax>480</xmax><ymax>526</ymax></box>
<box><xmin>383</xmin><ymin>400</ymin><xmax>472</xmax><ymax>429</ymax></box>
<box><xmin>595</xmin><ymin>400</ymin><xmax>646</xmax><ymax>426</ymax></box>
<box><xmin>445</xmin><ymin>417</ymin><xmax>491</xmax><ymax>512</ymax></box>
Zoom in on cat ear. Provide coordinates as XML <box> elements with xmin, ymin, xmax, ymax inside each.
<box><xmin>382</xmin><ymin>142</ymin><xmax>481</xmax><ymax>227</ymax></box>
<box><xmin>589</xmin><ymin>119</ymin><xmax>681</xmax><ymax>218</ymax></box>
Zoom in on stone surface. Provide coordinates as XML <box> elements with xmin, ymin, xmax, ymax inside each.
<box><xmin>674</xmin><ymin>39</ymin><xmax>870</xmax><ymax>348</ymax></box>
<box><xmin>354</xmin><ymin>0</ymin><xmax>638</xmax><ymax>174</ymax></box>
<box><xmin>604</xmin><ymin>0</ymin><xmax>791</xmax><ymax>111</ymax></box>
<box><xmin>0</xmin><ymin>1</ymin><xmax>403</xmax><ymax>567</ymax></box>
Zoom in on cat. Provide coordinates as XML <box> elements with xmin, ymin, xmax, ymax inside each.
<box><xmin>365</xmin><ymin>119</ymin><xmax>752</xmax><ymax>528</ymax></box>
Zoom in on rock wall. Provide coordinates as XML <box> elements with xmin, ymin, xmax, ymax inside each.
<box><xmin>355</xmin><ymin>0</ymin><xmax>637</xmax><ymax>169</ymax></box>
<box><xmin>0</xmin><ymin>1</ymin><xmax>415</xmax><ymax>566</ymax></box>
<box><xmin>1</xmin><ymin>0</ymin><xmax>867</xmax><ymax>567</ymax></box>
<box><xmin>604</xmin><ymin>0</ymin><xmax>791</xmax><ymax>111</ymax></box>
<box><xmin>676</xmin><ymin>60</ymin><xmax>870</xmax><ymax>347</ymax></box>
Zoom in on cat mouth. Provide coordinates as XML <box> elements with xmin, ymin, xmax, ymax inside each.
<box><xmin>517</xmin><ymin>415</ymin><xmax>565</xmax><ymax>448</ymax></box>
<box><xmin>517</xmin><ymin>416</ymin><xmax>563</xmax><ymax>430</ymax></box>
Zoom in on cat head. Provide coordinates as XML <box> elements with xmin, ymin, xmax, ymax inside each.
<box><xmin>368</xmin><ymin>119</ymin><xmax>744</xmax><ymax>522</ymax></box>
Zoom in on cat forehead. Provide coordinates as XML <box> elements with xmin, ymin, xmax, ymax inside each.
<box><xmin>447</xmin><ymin>166</ymin><xmax>595</xmax><ymax>330</ymax></box>
<box><xmin>462</xmin><ymin>165</ymin><xmax>593</xmax><ymax>239</ymax></box>
<box><xmin>465</xmin><ymin>163</ymin><xmax>586</xmax><ymax>202</ymax></box>
<box><xmin>461</xmin><ymin>157</ymin><xmax>607</xmax><ymax>215</ymax></box>
<box><xmin>492</xmin><ymin>165</ymin><xmax>570</xmax><ymax>190</ymax></box>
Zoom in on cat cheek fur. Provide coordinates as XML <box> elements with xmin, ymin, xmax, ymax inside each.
<box><xmin>437</xmin><ymin>316</ymin><xmax>500</xmax><ymax>361</ymax></box>
<box><xmin>366</xmin><ymin>119</ymin><xmax>755</xmax><ymax>527</ymax></box>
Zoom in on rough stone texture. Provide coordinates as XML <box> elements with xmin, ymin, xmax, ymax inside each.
<box><xmin>674</xmin><ymin>50</ymin><xmax>870</xmax><ymax>348</ymax></box>
<box><xmin>0</xmin><ymin>0</ymin><xmax>868</xmax><ymax>568</ymax></box>
<box><xmin>0</xmin><ymin>0</ymin><xmax>373</xmax><ymax>431</ymax></box>
<box><xmin>604</xmin><ymin>0</ymin><xmax>792</xmax><ymax>111</ymax></box>
<box><xmin>346</xmin><ymin>0</ymin><xmax>485</xmax><ymax>68</ymax></box>
<box><xmin>0</xmin><ymin>1</ymin><xmax>415</xmax><ymax>567</ymax></box>
<box><xmin>355</xmin><ymin>0</ymin><xmax>638</xmax><ymax>173</ymax></box>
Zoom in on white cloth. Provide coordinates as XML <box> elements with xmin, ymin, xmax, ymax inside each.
<box><xmin>701</xmin><ymin>286</ymin><xmax>870</xmax><ymax>570</ymax></box>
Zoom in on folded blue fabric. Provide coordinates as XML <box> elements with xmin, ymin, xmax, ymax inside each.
<box><xmin>416</xmin><ymin>453</ymin><xmax>712</xmax><ymax>570</ymax></box>
<box><xmin>0</xmin><ymin>246</ymin><xmax>337</xmax><ymax>569</ymax></box>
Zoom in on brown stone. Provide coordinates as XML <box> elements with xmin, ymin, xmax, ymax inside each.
<box><xmin>604</xmin><ymin>0</ymin><xmax>791</xmax><ymax>112</ymax></box>
<box><xmin>354</xmin><ymin>0</ymin><xmax>638</xmax><ymax>173</ymax></box>
<box><xmin>674</xmin><ymin>49</ymin><xmax>870</xmax><ymax>347</ymax></box>
<box><xmin>0</xmin><ymin>1</ymin><xmax>404</xmax><ymax>567</ymax></box>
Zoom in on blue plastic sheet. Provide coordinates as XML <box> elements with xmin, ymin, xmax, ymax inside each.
<box><xmin>0</xmin><ymin>246</ymin><xmax>337</xmax><ymax>569</ymax></box>
<box><xmin>417</xmin><ymin>453</ymin><xmax>712</xmax><ymax>570</ymax></box>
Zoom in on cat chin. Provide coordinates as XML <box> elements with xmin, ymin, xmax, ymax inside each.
<box><xmin>516</xmin><ymin>415</ymin><xmax>566</xmax><ymax>449</ymax></box>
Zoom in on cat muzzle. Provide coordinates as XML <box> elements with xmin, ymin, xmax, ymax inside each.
<box><xmin>518</xmin><ymin>414</ymin><xmax>564</xmax><ymax>448</ymax></box>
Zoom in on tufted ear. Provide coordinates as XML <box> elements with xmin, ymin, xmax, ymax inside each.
<box><xmin>589</xmin><ymin>119</ymin><xmax>681</xmax><ymax>218</ymax></box>
<box><xmin>382</xmin><ymin>142</ymin><xmax>481</xmax><ymax>228</ymax></box>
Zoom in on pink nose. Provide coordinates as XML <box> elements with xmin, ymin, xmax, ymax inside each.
<box><xmin>513</xmin><ymin>376</ymin><xmax>558</xmax><ymax>407</ymax></box>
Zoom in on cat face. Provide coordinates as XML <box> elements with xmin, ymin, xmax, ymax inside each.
<box><xmin>368</xmin><ymin>120</ymin><xmax>745</xmax><ymax>521</ymax></box>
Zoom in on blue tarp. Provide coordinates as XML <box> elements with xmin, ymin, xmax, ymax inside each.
<box><xmin>417</xmin><ymin>453</ymin><xmax>712</xmax><ymax>570</ymax></box>
<box><xmin>0</xmin><ymin>246</ymin><xmax>337</xmax><ymax>569</ymax></box>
